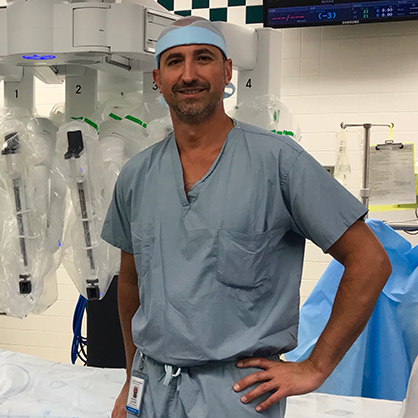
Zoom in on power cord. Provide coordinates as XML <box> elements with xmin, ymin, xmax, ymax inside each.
<box><xmin>405</xmin><ymin>208</ymin><xmax>418</xmax><ymax>235</ymax></box>
<box><xmin>71</xmin><ymin>295</ymin><xmax>88</xmax><ymax>365</ymax></box>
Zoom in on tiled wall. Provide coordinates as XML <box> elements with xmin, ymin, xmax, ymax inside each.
<box><xmin>2</xmin><ymin>1</ymin><xmax>418</xmax><ymax>363</ymax></box>
<box><xmin>0</xmin><ymin>266</ymin><xmax>81</xmax><ymax>363</ymax></box>
<box><xmin>280</xmin><ymin>21</ymin><xmax>418</xmax><ymax>299</ymax></box>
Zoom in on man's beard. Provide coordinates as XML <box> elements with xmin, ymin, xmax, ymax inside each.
<box><xmin>166</xmin><ymin>80</ymin><xmax>223</xmax><ymax>125</ymax></box>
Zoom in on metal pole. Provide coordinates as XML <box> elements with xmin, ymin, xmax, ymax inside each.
<box><xmin>361</xmin><ymin>124</ymin><xmax>372</xmax><ymax>210</ymax></box>
<box><xmin>340</xmin><ymin>122</ymin><xmax>394</xmax><ymax>214</ymax></box>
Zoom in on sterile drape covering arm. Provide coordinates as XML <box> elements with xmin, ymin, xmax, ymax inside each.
<box><xmin>0</xmin><ymin>116</ymin><xmax>61</xmax><ymax>318</ymax></box>
<box><xmin>57</xmin><ymin>120</ymin><xmax>119</xmax><ymax>301</ymax></box>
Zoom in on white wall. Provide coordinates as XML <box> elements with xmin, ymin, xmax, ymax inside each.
<box><xmin>2</xmin><ymin>19</ymin><xmax>418</xmax><ymax>363</ymax></box>
<box><xmin>280</xmin><ymin>21</ymin><xmax>418</xmax><ymax>303</ymax></box>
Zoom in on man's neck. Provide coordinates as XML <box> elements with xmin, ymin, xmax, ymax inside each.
<box><xmin>171</xmin><ymin>107</ymin><xmax>234</xmax><ymax>154</ymax></box>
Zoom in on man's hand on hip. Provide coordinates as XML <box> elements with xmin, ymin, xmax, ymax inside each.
<box><xmin>233</xmin><ymin>357</ymin><xmax>326</xmax><ymax>412</ymax></box>
<box><xmin>112</xmin><ymin>381</ymin><xmax>129</xmax><ymax>418</ymax></box>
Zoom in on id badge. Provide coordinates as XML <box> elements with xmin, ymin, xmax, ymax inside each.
<box><xmin>126</xmin><ymin>370</ymin><xmax>147</xmax><ymax>416</ymax></box>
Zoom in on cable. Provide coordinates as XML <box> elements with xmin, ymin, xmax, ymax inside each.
<box><xmin>403</xmin><ymin>208</ymin><xmax>418</xmax><ymax>234</ymax></box>
<box><xmin>403</xmin><ymin>207</ymin><xmax>418</xmax><ymax>234</ymax></box>
<box><xmin>71</xmin><ymin>295</ymin><xmax>88</xmax><ymax>365</ymax></box>
<box><xmin>72</xmin><ymin>295</ymin><xmax>87</xmax><ymax>365</ymax></box>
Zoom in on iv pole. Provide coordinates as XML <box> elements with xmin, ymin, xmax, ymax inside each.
<box><xmin>340</xmin><ymin>122</ymin><xmax>394</xmax><ymax>212</ymax></box>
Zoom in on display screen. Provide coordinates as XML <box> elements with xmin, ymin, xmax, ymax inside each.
<box><xmin>264</xmin><ymin>0</ymin><xmax>418</xmax><ymax>28</ymax></box>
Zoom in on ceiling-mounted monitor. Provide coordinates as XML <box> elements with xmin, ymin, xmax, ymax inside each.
<box><xmin>264</xmin><ymin>0</ymin><xmax>418</xmax><ymax>28</ymax></box>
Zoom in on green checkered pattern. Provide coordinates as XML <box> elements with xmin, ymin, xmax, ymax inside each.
<box><xmin>158</xmin><ymin>0</ymin><xmax>263</xmax><ymax>25</ymax></box>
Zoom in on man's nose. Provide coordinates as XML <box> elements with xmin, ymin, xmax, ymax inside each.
<box><xmin>181</xmin><ymin>59</ymin><xmax>198</xmax><ymax>83</ymax></box>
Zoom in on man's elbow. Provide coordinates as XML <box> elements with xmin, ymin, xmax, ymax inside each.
<box><xmin>383</xmin><ymin>253</ymin><xmax>392</xmax><ymax>278</ymax></box>
<box><xmin>373</xmin><ymin>247</ymin><xmax>392</xmax><ymax>287</ymax></box>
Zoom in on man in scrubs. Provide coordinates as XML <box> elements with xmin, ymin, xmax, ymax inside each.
<box><xmin>101</xmin><ymin>16</ymin><xmax>391</xmax><ymax>418</ymax></box>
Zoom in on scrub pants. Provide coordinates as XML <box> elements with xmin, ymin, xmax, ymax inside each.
<box><xmin>127</xmin><ymin>350</ymin><xmax>286</xmax><ymax>418</ymax></box>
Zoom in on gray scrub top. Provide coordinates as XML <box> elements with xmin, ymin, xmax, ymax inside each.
<box><xmin>101</xmin><ymin>120</ymin><xmax>367</xmax><ymax>367</ymax></box>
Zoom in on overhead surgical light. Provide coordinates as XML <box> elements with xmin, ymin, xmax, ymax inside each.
<box><xmin>22</xmin><ymin>54</ymin><xmax>56</xmax><ymax>61</ymax></box>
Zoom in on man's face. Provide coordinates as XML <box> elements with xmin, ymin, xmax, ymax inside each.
<box><xmin>153</xmin><ymin>44</ymin><xmax>232</xmax><ymax>125</ymax></box>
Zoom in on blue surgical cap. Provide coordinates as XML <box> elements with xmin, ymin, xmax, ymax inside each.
<box><xmin>155</xmin><ymin>16</ymin><xmax>228</xmax><ymax>68</ymax></box>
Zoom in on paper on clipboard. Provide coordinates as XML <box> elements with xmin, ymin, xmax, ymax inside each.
<box><xmin>369</xmin><ymin>143</ymin><xmax>416</xmax><ymax>206</ymax></box>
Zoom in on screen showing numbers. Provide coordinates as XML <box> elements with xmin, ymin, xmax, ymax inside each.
<box><xmin>264</xmin><ymin>0</ymin><xmax>418</xmax><ymax>28</ymax></box>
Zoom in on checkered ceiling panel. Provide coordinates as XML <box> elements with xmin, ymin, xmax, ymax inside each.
<box><xmin>157</xmin><ymin>0</ymin><xmax>263</xmax><ymax>25</ymax></box>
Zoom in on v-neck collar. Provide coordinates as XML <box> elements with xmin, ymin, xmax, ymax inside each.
<box><xmin>170</xmin><ymin>120</ymin><xmax>239</xmax><ymax>212</ymax></box>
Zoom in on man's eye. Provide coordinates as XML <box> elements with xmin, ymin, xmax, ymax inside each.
<box><xmin>168</xmin><ymin>59</ymin><xmax>181</xmax><ymax>66</ymax></box>
<box><xmin>198</xmin><ymin>56</ymin><xmax>212</xmax><ymax>62</ymax></box>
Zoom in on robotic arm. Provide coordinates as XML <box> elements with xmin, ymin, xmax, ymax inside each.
<box><xmin>1</xmin><ymin>132</ymin><xmax>33</xmax><ymax>294</ymax></box>
<box><xmin>64</xmin><ymin>129</ymin><xmax>100</xmax><ymax>300</ymax></box>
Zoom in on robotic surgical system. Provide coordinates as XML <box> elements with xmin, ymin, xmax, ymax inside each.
<box><xmin>0</xmin><ymin>0</ymin><xmax>288</xmax><ymax>320</ymax></box>
<box><xmin>1</xmin><ymin>5</ymin><xmax>417</xmax><ymax>417</ymax></box>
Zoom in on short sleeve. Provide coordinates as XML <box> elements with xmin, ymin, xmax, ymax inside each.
<box><xmin>282</xmin><ymin>150</ymin><xmax>368</xmax><ymax>252</ymax></box>
<box><xmin>101</xmin><ymin>173</ymin><xmax>133</xmax><ymax>254</ymax></box>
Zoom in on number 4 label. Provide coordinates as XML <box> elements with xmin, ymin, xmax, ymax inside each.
<box><xmin>246</xmin><ymin>79</ymin><xmax>252</xmax><ymax>88</ymax></box>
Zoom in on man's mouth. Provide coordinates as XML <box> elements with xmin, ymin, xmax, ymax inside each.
<box><xmin>177</xmin><ymin>88</ymin><xmax>206</xmax><ymax>95</ymax></box>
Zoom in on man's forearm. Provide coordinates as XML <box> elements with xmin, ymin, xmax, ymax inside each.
<box><xmin>307</xmin><ymin>250</ymin><xmax>391</xmax><ymax>381</ymax></box>
<box><xmin>118</xmin><ymin>278</ymin><xmax>139</xmax><ymax>379</ymax></box>
<box><xmin>118</xmin><ymin>251</ymin><xmax>140</xmax><ymax>380</ymax></box>
<box><xmin>232</xmin><ymin>221</ymin><xmax>392</xmax><ymax>412</ymax></box>
<box><xmin>230</xmin><ymin>259</ymin><xmax>389</xmax><ymax>413</ymax></box>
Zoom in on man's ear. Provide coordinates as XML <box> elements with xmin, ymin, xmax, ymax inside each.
<box><xmin>152</xmin><ymin>69</ymin><xmax>162</xmax><ymax>93</ymax></box>
<box><xmin>224</xmin><ymin>58</ymin><xmax>233</xmax><ymax>85</ymax></box>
